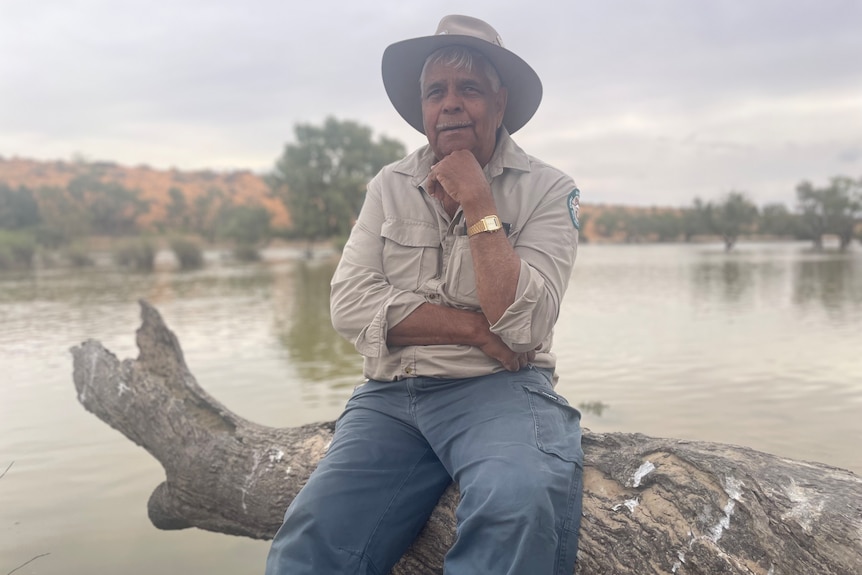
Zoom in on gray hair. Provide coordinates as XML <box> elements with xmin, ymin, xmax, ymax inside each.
<box><xmin>419</xmin><ymin>46</ymin><xmax>502</xmax><ymax>94</ymax></box>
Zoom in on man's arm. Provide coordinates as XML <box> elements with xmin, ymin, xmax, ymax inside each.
<box><xmin>428</xmin><ymin>150</ymin><xmax>578</xmax><ymax>353</ymax></box>
<box><xmin>427</xmin><ymin>150</ymin><xmax>521</xmax><ymax>324</ymax></box>
<box><xmin>387</xmin><ymin>303</ymin><xmax>534</xmax><ymax>372</ymax></box>
<box><xmin>330</xmin><ymin>170</ymin><xmax>531</xmax><ymax>370</ymax></box>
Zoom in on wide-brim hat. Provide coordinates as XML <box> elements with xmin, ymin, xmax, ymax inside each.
<box><xmin>382</xmin><ymin>15</ymin><xmax>543</xmax><ymax>135</ymax></box>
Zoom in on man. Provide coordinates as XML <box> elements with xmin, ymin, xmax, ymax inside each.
<box><xmin>266</xmin><ymin>15</ymin><xmax>583</xmax><ymax>575</ymax></box>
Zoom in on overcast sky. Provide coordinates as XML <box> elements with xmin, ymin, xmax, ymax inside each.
<box><xmin>1</xmin><ymin>0</ymin><xmax>860</xmax><ymax>206</ymax></box>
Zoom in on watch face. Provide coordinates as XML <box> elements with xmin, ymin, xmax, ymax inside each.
<box><xmin>469</xmin><ymin>215</ymin><xmax>502</xmax><ymax>236</ymax></box>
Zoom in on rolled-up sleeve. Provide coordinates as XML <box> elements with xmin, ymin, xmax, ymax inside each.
<box><xmin>330</xmin><ymin>176</ymin><xmax>426</xmax><ymax>358</ymax></box>
<box><xmin>489</xmin><ymin>180</ymin><xmax>579</xmax><ymax>352</ymax></box>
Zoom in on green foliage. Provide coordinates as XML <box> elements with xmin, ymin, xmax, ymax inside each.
<box><xmin>31</xmin><ymin>186</ymin><xmax>90</xmax><ymax>247</ymax></box>
<box><xmin>60</xmin><ymin>243</ymin><xmax>95</xmax><ymax>267</ymax></box>
<box><xmin>796</xmin><ymin>176</ymin><xmax>862</xmax><ymax>250</ymax></box>
<box><xmin>191</xmin><ymin>187</ymin><xmax>225</xmax><ymax>241</ymax></box>
<box><xmin>0</xmin><ymin>230</ymin><xmax>36</xmax><ymax>269</ymax></box>
<box><xmin>593</xmin><ymin>207</ymin><xmax>682</xmax><ymax>243</ymax></box>
<box><xmin>166</xmin><ymin>187</ymin><xmax>191</xmax><ymax>232</ymax></box>
<box><xmin>269</xmin><ymin>117</ymin><xmax>406</xmax><ymax>244</ymax></box>
<box><xmin>67</xmin><ymin>175</ymin><xmax>149</xmax><ymax>236</ymax></box>
<box><xmin>113</xmin><ymin>238</ymin><xmax>156</xmax><ymax>271</ymax></box>
<box><xmin>0</xmin><ymin>183</ymin><xmax>41</xmax><ymax>229</ymax></box>
<box><xmin>708</xmin><ymin>191</ymin><xmax>759</xmax><ymax>251</ymax></box>
<box><xmin>169</xmin><ymin>237</ymin><xmax>204</xmax><ymax>270</ymax></box>
<box><xmin>680</xmin><ymin>198</ymin><xmax>711</xmax><ymax>242</ymax></box>
<box><xmin>219</xmin><ymin>203</ymin><xmax>272</xmax><ymax>246</ymax></box>
<box><xmin>759</xmin><ymin>203</ymin><xmax>804</xmax><ymax>238</ymax></box>
<box><xmin>331</xmin><ymin>234</ymin><xmax>349</xmax><ymax>253</ymax></box>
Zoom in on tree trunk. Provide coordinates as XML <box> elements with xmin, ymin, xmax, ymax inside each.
<box><xmin>70</xmin><ymin>301</ymin><xmax>862</xmax><ymax>575</ymax></box>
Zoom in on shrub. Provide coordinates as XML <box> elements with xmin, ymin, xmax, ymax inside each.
<box><xmin>0</xmin><ymin>230</ymin><xmax>36</xmax><ymax>269</ymax></box>
<box><xmin>233</xmin><ymin>243</ymin><xmax>260</xmax><ymax>262</ymax></box>
<box><xmin>331</xmin><ymin>235</ymin><xmax>349</xmax><ymax>253</ymax></box>
<box><xmin>113</xmin><ymin>238</ymin><xmax>155</xmax><ymax>271</ymax></box>
<box><xmin>169</xmin><ymin>237</ymin><xmax>204</xmax><ymax>270</ymax></box>
<box><xmin>61</xmin><ymin>243</ymin><xmax>95</xmax><ymax>267</ymax></box>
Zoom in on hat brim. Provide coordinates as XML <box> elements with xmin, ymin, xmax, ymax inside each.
<box><xmin>382</xmin><ymin>34</ymin><xmax>542</xmax><ymax>135</ymax></box>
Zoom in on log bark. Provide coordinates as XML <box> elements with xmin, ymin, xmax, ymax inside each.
<box><xmin>70</xmin><ymin>301</ymin><xmax>862</xmax><ymax>575</ymax></box>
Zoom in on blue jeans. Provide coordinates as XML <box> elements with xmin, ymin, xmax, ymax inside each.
<box><xmin>265</xmin><ymin>367</ymin><xmax>584</xmax><ymax>575</ymax></box>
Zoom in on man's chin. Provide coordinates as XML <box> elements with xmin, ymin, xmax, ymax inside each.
<box><xmin>434</xmin><ymin>139</ymin><xmax>476</xmax><ymax>159</ymax></box>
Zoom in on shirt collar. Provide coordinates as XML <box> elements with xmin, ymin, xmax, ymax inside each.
<box><xmin>392</xmin><ymin>128</ymin><xmax>532</xmax><ymax>188</ymax></box>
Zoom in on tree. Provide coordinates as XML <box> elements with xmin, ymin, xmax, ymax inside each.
<box><xmin>217</xmin><ymin>202</ymin><xmax>272</xmax><ymax>260</ymax></box>
<box><xmin>593</xmin><ymin>207</ymin><xmax>625</xmax><ymax>239</ymax></box>
<box><xmin>0</xmin><ymin>183</ymin><xmax>41</xmax><ymax>229</ymax></box>
<box><xmin>708</xmin><ymin>192</ymin><xmax>759</xmax><ymax>251</ymax></box>
<box><xmin>758</xmin><ymin>203</ymin><xmax>801</xmax><ymax>238</ymax></box>
<box><xmin>31</xmin><ymin>185</ymin><xmax>90</xmax><ymax>247</ymax></box>
<box><xmin>70</xmin><ymin>302</ymin><xmax>862</xmax><ymax>575</ymax></box>
<box><xmin>67</xmin><ymin>175</ymin><xmax>148</xmax><ymax>236</ymax></box>
<box><xmin>650</xmin><ymin>209</ymin><xmax>682</xmax><ymax>242</ymax></box>
<box><xmin>269</xmin><ymin>117</ymin><xmax>406</xmax><ymax>255</ymax></box>
<box><xmin>166</xmin><ymin>187</ymin><xmax>190</xmax><ymax>232</ymax></box>
<box><xmin>190</xmin><ymin>187</ymin><xmax>226</xmax><ymax>241</ymax></box>
<box><xmin>680</xmin><ymin>198</ymin><xmax>711</xmax><ymax>242</ymax></box>
<box><xmin>796</xmin><ymin>176</ymin><xmax>862</xmax><ymax>251</ymax></box>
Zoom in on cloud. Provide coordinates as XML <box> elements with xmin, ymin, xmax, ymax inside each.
<box><xmin>1</xmin><ymin>0</ymin><xmax>860</xmax><ymax>205</ymax></box>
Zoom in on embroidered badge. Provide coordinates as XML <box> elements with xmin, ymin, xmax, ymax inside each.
<box><xmin>567</xmin><ymin>188</ymin><xmax>580</xmax><ymax>230</ymax></box>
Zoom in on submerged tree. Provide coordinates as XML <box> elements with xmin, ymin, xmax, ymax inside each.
<box><xmin>758</xmin><ymin>203</ymin><xmax>802</xmax><ymax>238</ymax></box>
<box><xmin>709</xmin><ymin>192</ymin><xmax>759</xmax><ymax>251</ymax></box>
<box><xmin>269</xmin><ymin>117</ymin><xmax>405</xmax><ymax>256</ymax></box>
<box><xmin>796</xmin><ymin>176</ymin><xmax>861</xmax><ymax>251</ymax></box>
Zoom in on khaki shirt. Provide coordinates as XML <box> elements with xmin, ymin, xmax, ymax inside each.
<box><xmin>330</xmin><ymin>129</ymin><xmax>579</xmax><ymax>382</ymax></box>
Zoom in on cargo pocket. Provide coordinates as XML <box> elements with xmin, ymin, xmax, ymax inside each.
<box><xmin>380</xmin><ymin>219</ymin><xmax>441</xmax><ymax>291</ymax></box>
<box><xmin>523</xmin><ymin>386</ymin><xmax>584</xmax><ymax>465</ymax></box>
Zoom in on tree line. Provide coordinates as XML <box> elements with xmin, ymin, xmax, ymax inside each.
<box><xmin>1</xmin><ymin>117</ymin><xmax>860</xmax><ymax>270</ymax></box>
<box><xmin>579</xmin><ymin>177</ymin><xmax>861</xmax><ymax>251</ymax></box>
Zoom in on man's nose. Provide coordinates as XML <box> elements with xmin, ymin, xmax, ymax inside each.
<box><xmin>441</xmin><ymin>90</ymin><xmax>463</xmax><ymax>113</ymax></box>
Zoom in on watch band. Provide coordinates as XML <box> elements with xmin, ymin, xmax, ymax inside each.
<box><xmin>467</xmin><ymin>215</ymin><xmax>502</xmax><ymax>237</ymax></box>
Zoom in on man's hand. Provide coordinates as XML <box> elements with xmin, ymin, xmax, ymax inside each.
<box><xmin>477</xmin><ymin>329</ymin><xmax>536</xmax><ymax>372</ymax></box>
<box><xmin>427</xmin><ymin>150</ymin><xmax>494</xmax><ymax>215</ymax></box>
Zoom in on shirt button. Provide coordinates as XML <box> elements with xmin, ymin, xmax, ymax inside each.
<box><xmin>404</xmin><ymin>367</ymin><xmax>413</xmax><ymax>374</ymax></box>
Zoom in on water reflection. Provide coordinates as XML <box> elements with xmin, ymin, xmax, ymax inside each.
<box><xmin>689</xmin><ymin>246</ymin><xmax>860</xmax><ymax>315</ymax></box>
<box><xmin>577</xmin><ymin>400</ymin><xmax>610</xmax><ymax>417</ymax></box>
<box><xmin>691</xmin><ymin>258</ymin><xmax>759</xmax><ymax>304</ymax></box>
<box><xmin>273</xmin><ymin>260</ymin><xmax>362</xmax><ymax>390</ymax></box>
<box><xmin>793</xmin><ymin>257</ymin><xmax>862</xmax><ymax>314</ymax></box>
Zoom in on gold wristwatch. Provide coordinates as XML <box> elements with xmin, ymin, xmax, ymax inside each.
<box><xmin>467</xmin><ymin>215</ymin><xmax>503</xmax><ymax>237</ymax></box>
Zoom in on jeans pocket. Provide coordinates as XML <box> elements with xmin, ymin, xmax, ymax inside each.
<box><xmin>523</xmin><ymin>386</ymin><xmax>584</xmax><ymax>465</ymax></box>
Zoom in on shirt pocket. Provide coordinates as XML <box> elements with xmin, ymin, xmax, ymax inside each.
<box><xmin>381</xmin><ymin>218</ymin><xmax>441</xmax><ymax>291</ymax></box>
<box><xmin>443</xmin><ymin>235</ymin><xmax>480</xmax><ymax>308</ymax></box>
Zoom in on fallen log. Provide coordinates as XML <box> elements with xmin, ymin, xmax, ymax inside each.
<box><xmin>70</xmin><ymin>301</ymin><xmax>862</xmax><ymax>575</ymax></box>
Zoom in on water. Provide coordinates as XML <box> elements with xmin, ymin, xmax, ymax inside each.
<box><xmin>1</xmin><ymin>242</ymin><xmax>860</xmax><ymax>574</ymax></box>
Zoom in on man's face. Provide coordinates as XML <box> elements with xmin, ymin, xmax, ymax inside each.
<box><xmin>421</xmin><ymin>57</ymin><xmax>507</xmax><ymax>167</ymax></box>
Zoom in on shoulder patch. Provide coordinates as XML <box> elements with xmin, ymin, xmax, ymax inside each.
<box><xmin>567</xmin><ymin>188</ymin><xmax>580</xmax><ymax>230</ymax></box>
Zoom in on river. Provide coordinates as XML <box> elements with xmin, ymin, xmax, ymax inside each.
<box><xmin>2</xmin><ymin>241</ymin><xmax>860</xmax><ymax>574</ymax></box>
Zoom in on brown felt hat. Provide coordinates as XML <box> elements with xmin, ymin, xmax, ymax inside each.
<box><xmin>382</xmin><ymin>15</ymin><xmax>543</xmax><ymax>135</ymax></box>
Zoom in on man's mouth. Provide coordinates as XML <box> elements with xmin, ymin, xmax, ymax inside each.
<box><xmin>436</xmin><ymin>121</ymin><xmax>472</xmax><ymax>132</ymax></box>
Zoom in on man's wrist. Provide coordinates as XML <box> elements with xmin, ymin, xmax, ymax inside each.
<box><xmin>467</xmin><ymin>214</ymin><xmax>503</xmax><ymax>237</ymax></box>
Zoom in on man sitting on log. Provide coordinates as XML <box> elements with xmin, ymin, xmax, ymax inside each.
<box><xmin>266</xmin><ymin>15</ymin><xmax>584</xmax><ymax>575</ymax></box>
